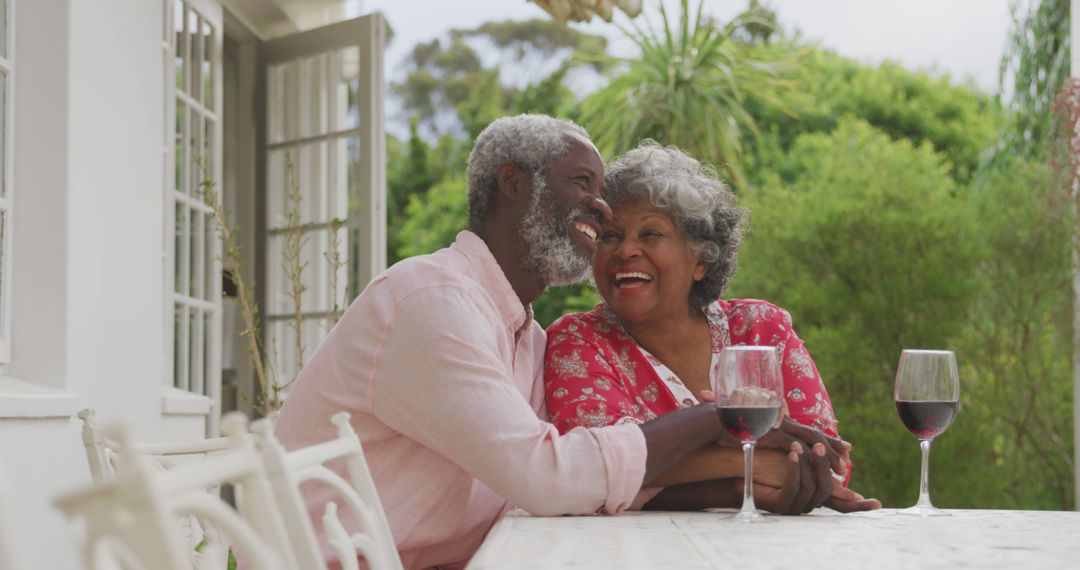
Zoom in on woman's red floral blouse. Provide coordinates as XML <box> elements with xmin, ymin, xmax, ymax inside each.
<box><xmin>544</xmin><ymin>299</ymin><xmax>840</xmax><ymax>440</ymax></box>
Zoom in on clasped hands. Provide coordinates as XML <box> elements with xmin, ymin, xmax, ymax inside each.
<box><xmin>703</xmin><ymin>390</ymin><xmax>881</xmax><ymax>515</ymax></box>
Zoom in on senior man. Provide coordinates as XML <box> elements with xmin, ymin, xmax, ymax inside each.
<box><xmin>274</xmin><ymin>115</ymin><xmax>823</xmax><ymax>569</ymax></box>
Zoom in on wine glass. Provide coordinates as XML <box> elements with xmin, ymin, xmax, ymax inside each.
<box><xmin>712</xmin><ymin>345</ymin><xmax>783</xmax><ymax>523</ymax></box>
<box><xmin>893</xmin><ymin>349</ymin><xmax>960</xmax><ymax>516</ymax></box>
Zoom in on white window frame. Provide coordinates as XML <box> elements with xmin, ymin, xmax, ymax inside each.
<box><xmin>163</xmin><ymin>0</ymin><xmax>223</xmax><ymax>430</ymax></box>
<box><xmin>258</xmin><ymin>14</ymin><xmax>386</xmax><ymax>394</ymax></box>
<box><xmin>0</xmin><ymin>0</ymin><xmax>15</xmax><ymax>365</ymax></box>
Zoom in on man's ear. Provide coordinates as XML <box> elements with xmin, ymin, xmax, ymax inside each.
<box><xmin>496</xmin><ymin>164</ymin><xmax>531</xmax><ymax>202</ymax></box>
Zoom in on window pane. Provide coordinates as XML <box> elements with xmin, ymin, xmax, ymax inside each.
<box><xmin>332</xmin><ymin>47</ymin><xmax>360</xmax><ymax>132</ymax></box>
<box><xmin>0</xmin><ymin>211</ymin><xmax>5</xmax><ymax>337</ymax></box>
<box><xmin>203</xmin><ymin>311</ymin><xmax>214</xmax><ymax>396</ymax></box>
<box><xmin>203</xmin><ymin>116</ymin><xmax>213</xmax><ymax>182</ymax></box>
<box><xmin>299</xmin><ymin>54</ymin><xmax>326</xmax><ymax>139</ymax></box>
<box><xmin>347</xmin><ymin>135</ymin><xmax>363</xmax><ymax>300</ymax></box>
<box><xmin>174</xmin><ymin>0</ymin><xmax>186</xmax><ymax>91</ymax></box>
<box><xmin>175</xmin><ymin>100</ymin><xmax>185</xmax><ymax>193</ymax></box>
<box><xmin>267</xmin><ymin>61</ymin><xmax>300</xmax><ymax>143</ymax></box>
<box><xmin>192</xmin><ymin>210</ymin><xmax>204</xmax><ymax>298</ymax></box>
<box><xmin>188</xmin><ymin>9</ymin><xmax>201</xmax><ymax>99</ymax></box>
<box><xmin>205</xmin><ymin>211</ymin><xmax>216</xmax><ymax>301</ymax></box>
<box><xmin>175</xmin><ymin>204</ymin><xmax>189</xmax><ymax>295</ymax></box>
<box><xmin>173</xmin><ymin>303</ymin><xmax>186</xmax><ymax>390</ymax></box>
<box><xmin>189</xmin><ymin>307</ymin><xmax>202</xmax><ymax>394</ymax></box>
<box><xmin>188</xmin><ymin>109</ymin><xmax>200</xmax><ymax>195</ymax></box>
<box><xmin>203</xmin><ymin>20</ymin><xmax>214</xmax><ymax>110</ymax></box>
<box><xmin>0</xmin><ymin>71</ymin><xmax>6</xmax><ymax>199</ymax></box>
<box><xmin>266</xmin><ymin>228</ymin><xmax>333</xmax><ymax>315</ymax></box>
<box><xmin>0</xmin><ymin>0</ymin><xmax>8</xmax><ymax>60</ymax></box>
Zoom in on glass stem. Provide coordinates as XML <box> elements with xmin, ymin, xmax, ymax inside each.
<box><xmin>741</xmin><ymin>442</ymin><xmax>756</xmax><ymax>515</ymax></box>
<box><xmin>916</xmin><ymin>438</ymin><xmax>933</xmax><ymax>509</ymax></box>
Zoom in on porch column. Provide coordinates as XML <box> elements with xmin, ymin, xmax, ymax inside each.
<box><xmin>1072</xmin><ymin>0</ymin><xmax>1080</xmax><ymax>512</ymax></box>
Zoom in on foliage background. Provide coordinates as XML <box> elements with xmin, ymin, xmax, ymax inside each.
<box><xmin>384</xmin><ymin>0</ymin><xmax>1076</xmax><ymax>509</ymax></box>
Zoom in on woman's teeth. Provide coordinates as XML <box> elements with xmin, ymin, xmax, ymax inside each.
<box><xmin>614</xmin><ymin>272</ymin><xmax>653</xmax><ymax>284</ymax></box>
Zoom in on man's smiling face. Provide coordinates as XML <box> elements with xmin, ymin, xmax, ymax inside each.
<box><xmin>520</xmin><ymin>133</ymin><xmax>612</xmax><ymax>288</ymax></box>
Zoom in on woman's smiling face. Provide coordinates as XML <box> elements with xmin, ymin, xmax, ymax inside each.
<box><xmin>593</xmin><ymin>197</ymin><xmax>706</xmax><ymax>325</ymax></box>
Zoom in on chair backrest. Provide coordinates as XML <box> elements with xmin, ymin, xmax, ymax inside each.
<box><xmin>77</xmin><ymin>408</ymin><xmax>234</xmax><ymax>568</ymax></box>
<box><xmin>56</xmin><ymin>413</ymin><xmax>301</xmax><ymax>570</ymax></box>
<box><xmin>78</xmin><ymin>409</ymin><xmax>231</xmax><ymax>482</ymax></box>
<box><xmin>251</xmin><ymin>412</ymin><xmax>402</xmax><ymax>570</ymax></box>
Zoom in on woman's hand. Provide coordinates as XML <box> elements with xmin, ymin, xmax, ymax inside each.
<box><xmin>823</xmin><ymin>486</ymin><xmax>882</xmax><ymax>513</ymax></box>
<box><xmin>743</xmin><ymin>445</ymin><xmax>881</xmax><ymax>515</ymax></box>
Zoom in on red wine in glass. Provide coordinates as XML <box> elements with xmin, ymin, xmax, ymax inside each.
<box><xmin>895</xmin><ymin>400</ymin><xmax>958</xmax><ymax>439</ymax></box>
<box><xmin>712</xmin><ymin>346</ymin><xmax>783</xmax><ymax>523</ymax></box>
<box><xmin>893</xmin><ymin>349</ymin><xmax>960</xmax><ymax>517</ymax></box>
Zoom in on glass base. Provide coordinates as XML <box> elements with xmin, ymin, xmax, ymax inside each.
<box><xmin>896</xmin><ymin>504</ymin><xmax>951</xmax><ymax>517</ymax></box>
<box><xmin>730</xmin><ymin>509</ymin><xmax>776</xmax><ymax>523</ymax></box>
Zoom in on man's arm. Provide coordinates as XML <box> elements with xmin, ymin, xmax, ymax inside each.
<box><xmin>372</xmin><ymin>287</ymin><xmax>652</xmax><ymax>516</ymax></box>
<box><xmin>638</xmin><ymin>404</ymin><xmax>723</xmax><ymax>484</ymax></box>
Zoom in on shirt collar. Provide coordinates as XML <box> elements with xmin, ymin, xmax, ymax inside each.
<box><xmin>452</xmin><ymin>230</ymin><xmax>532</xmax><ymax>335</ymax></box>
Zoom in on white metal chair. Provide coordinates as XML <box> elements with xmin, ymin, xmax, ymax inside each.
<box><xmin>56</xmin><ymin>413</ymin><xmax>300</xmax><ymax>570</ymax></box>
<box><xmin>251</xmin><ymin>412</ymin><xmax>402</xmax><ymax>570</ymax></box>
<box><xmin>77</xmin><ymin>408</ymin><xmax>232</xmax><ymax>568</ymax></box>
<box><xmin>78</xmin><ymin>409</ymin><xmax>232</xmax><ymax>482</ymax></box>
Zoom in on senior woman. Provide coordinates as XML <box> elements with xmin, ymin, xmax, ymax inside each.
<box><xmin>544</xmin><ymin>141</ymin><xmax>879</xmax><ymax>514</ymax></box>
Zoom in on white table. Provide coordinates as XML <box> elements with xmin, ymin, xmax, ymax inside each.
<box><xmin>467</xmin><ymin>508</ymin><xmax>1080</xmax><ymax>569</ymax></box>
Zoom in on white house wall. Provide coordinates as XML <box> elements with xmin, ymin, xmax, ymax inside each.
<box><xmin>67</xmin><ymin>0</ymin><xmax>165</xmax><ymax>427</ymax></box>
<box><xmin>0</xmin><ymin>0</ymin><xmax>209</xmax><ymax>567</ymax></box>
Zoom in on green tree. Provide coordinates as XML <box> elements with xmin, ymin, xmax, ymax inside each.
<box><xmin>578</xmin><ymin>0</ymin><xmax>794</xmax><ymax>185</ymax></box>
<box><xmin>387</xmin><ymin>129</ymin><xmax>471</xmax><ymax>265</ymax></box>
<box><xmin>396</xmin><ymin>175</ymin><xmax>470</xmax><ymax>260</ymax></box>
<box><xmin>949</xmin><ymin>160</ymin><xmax>1075</xmax><ymax>508</ymax></box>
<box><xmin>994</xmin><ymin>0</ymin><xmax>1069</xmax><ymax>162</ymax></box>
<box><xmin>743</xmin><ymin>50</ymin><xmax>1002</xmax><ymax>185</ymax></box>
<box><xmin>391</xmin><ymin>18</ymin><xmax>608</xmax><ymax>136</ymax></box>
<box><xmin>731</xmin><ymin>119</ymin><xmax>981</xmax><ymax>506</ymax></box>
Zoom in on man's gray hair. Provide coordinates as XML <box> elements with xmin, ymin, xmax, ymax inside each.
<box><xmin>604</xmin><ymin>141</ymin><xmax>748</xmax><ymax>309</ymax></box>
<box><xmin>466</xmin><ymin>114</ymin><xmax>591</xmax><ymax>231</ymax></box>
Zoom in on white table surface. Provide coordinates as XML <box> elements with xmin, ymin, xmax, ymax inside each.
<box><xmin>467</xmin><ymin>507</ymin><xmax>1080</xmax><ymax>569</ymax></box>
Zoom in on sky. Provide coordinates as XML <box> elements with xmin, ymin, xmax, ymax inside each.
<box><xmin>354</xmin><ymin>0</ymin><xmax>1020</xmax><ymax>130</ymax></box>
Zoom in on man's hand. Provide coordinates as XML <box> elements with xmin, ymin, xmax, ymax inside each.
<box><xmin>743</xmin><ymin>442</ymin><xmax>804</xmax><ymax>515</ymax></box>
<box><xmin>740</xmin><ymin>446</ymin><xmax>881</xmax><ymax>515</ymax></box>
<box><xmin>727</xmin><ymin>425</ymin><xmax>841</xmax><ymax>512</ymax></box>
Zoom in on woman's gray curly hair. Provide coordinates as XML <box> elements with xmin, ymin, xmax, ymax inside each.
<box><xmin>466</xmin><ymin>114</ymin><xmax>591</xmax><ymax>231</ymax></box>
<box><xmin>604</xmin><ymin>141</ymin><xmax>748</xmax><ymax>309</ymax></box>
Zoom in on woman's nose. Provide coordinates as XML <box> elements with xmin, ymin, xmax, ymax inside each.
<box><xmin>614</xmin><ymin>237</ymin><xmax>642</xmax><ymax>259</ymax></box>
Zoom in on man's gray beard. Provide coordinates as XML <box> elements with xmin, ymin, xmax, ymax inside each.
<box><xmin>520</xmin><ymin>177</ymin><xmax>592</xmax><ymax>288</ymax></box>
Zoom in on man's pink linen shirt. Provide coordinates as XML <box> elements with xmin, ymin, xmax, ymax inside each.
<box><xmin>274</xmin><ymin>231</ymin><xmax>647</xmax><ymax>569</ymax></box>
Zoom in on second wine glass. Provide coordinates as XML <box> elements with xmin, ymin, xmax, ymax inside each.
<box><xmin>894</xmin><ymin>349</ymin><xmax>960</xmax><ymax>516</ymax></box>
<box><xmin>712</xmin><ymin>345</ymin><xmax>783</xmax><ymax>523</ymax></box>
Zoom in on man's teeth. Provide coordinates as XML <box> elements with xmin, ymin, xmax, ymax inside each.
<box><xmin>615</xmin><ymin>272</ymin><xmax>653</xmax><ymax>282</ymax></box>
<box><xmin>574</xmin><ymin>222</ymin><xmax>597</xmax><ymax>241</ymax></box>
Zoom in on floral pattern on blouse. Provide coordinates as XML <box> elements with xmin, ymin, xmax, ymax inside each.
<box><xmin>543</xmin><ymin>299</ymin><xmax>841</xmax><ymax>439</ymax></box>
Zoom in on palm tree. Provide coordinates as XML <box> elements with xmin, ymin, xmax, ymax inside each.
<box><xmin>578</xmin><ymin>0</ymin><xmax>792</xmax><ymax>185</ymax></box>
